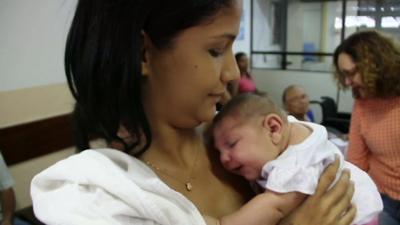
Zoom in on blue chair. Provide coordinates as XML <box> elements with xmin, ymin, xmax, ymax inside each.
<box><xmin>303</xmin><ymin>42</ymin><xmax>317</xmax><ymax>62</ymax></box>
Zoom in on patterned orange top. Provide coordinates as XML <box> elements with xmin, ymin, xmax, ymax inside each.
<box><xmin>348</xmin><ymin>96</ymin><xmax>400</xmax><ymax>200</ymax></box>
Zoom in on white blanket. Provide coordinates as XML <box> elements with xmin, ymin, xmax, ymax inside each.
<box><xmin>31</xmin><ymin>149</ymin><xmax>206</xmax><ymax>225</ymax></box>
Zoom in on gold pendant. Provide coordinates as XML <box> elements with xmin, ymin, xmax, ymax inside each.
<box><xmin>185</xmin><ymin>182</ymin><xmax>192</xmax><ymax>191</ymax></box>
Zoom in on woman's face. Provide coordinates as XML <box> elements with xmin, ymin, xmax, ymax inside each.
<box><xmin>337</xmin><ymin>53</ymin><xmax>366</xmax><ymax>98</ymax></box>
<box><xmin>143</xmin><ymin>1</ymin><xmax>242</xmax><ymax>128</ymax></box>
<box><xmin>237</xmin><ymin>55</ymin><xmax>249</xmax><ymax>73</ymax></box>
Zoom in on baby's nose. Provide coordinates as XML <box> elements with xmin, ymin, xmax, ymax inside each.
<box><xmin>220</xmin><ymin>153</ymin><xmax>240</xmax><ymax>172</ymax></box>
<box><xmin>219</xmin><ymin>150</ymin><xmax>230</xmax><ymax>165</ymax></box>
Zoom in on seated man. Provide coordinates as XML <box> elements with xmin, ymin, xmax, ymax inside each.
<box><xmin>0</xmin><ymin>152</ymin><xmax>30</xmax><ymax>225</ymax></box>
<box><xmin>282</xmin><ymin>85</ymin><xmax>313</xmax><ymax>121</ymax></box>
<box><xmin>282</xmin><ymin>85</ymin><xmax>348</xmax><ymax>156</ymax></box>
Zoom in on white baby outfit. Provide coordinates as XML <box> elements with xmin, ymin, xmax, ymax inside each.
<box><xmin>257</xmin><ymin>116</ymin><xmax>383</xmax><ymax>225</ymax></box>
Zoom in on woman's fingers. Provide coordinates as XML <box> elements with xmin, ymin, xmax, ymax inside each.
<box><xmin>282</xmin><ymin>155</ymin><xmax>356</xmax><ymax>225</ymax></box>
<box><xmin>338</xmin><ymin>204</ymin><xmax>357</xmax><ymax>225</ymax></box>
<box><xmin>315</xmin><ymin>156</ymin><xmax>340</xmax><ymax>198</ymax></box>
<box><xmin>326</xmin><ymin>169</ymin><xmax>351</xmax><ymax>201</ymax></box>
<box><xmin>325</xmin><ymin>178</ymin><xmax>355</xmax><ymax>223</ymax></box>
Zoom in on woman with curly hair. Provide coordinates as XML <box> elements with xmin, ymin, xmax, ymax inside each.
<box><xmin>333</xmin><ymin>30</ymin><xmax>400</xmax><ymax>225</ymax></box>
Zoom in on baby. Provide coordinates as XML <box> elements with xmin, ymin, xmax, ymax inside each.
<box><xmin>212</xmin><ymin>93</ymin><xmax>382</xmax><ymax>225</ymax></box>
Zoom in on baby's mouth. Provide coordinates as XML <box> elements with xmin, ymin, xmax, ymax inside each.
<box><xmin>232</xmin><ymin>166</ymin><xmax>243</xmax><ymax>175</ymax></box>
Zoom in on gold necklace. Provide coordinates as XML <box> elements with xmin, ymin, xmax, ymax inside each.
<box><xmin>145</xmin><ymin>148</ymin><xmax>200</xmax><ymax>192</ymax></box>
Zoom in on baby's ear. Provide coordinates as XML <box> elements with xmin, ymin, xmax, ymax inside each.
<box><xmin>262</xmin><ymin>114</ymin><xmax>284</xmax><ymax>145</ymax></box>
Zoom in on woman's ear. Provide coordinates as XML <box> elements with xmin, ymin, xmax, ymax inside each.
<box><xmin>141</xmin><ymin>61</ymin><xmax>149</xmax><ymax>76</ymax></box>
<box><xmin>141</xmin><ymin>31</ymin><xmax>151</xmax><ymax>76</ymax></box>
<box><xmin>262</xmin><ymin>114</ymin><xmax>284</xmax><ymax>145</ymax></box>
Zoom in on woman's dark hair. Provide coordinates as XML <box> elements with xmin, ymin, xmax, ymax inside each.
<box><xmin>65</xmin><ymin>0</ymin><xmax>234</xmax><ymax>156</ymax></box>
<box><xmin>235</xmin><ymin>52</ymin><xmax>246</xmax><ymax>63</ymax></box>
<box><xmin>333</xmin><ymin>30</ymin><xmax>400</xmax><ymax>98</ymax></box>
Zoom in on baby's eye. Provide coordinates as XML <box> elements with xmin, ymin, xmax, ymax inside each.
<box><xmin>227</xmin><ymin>140</ymin><xmax>238</xmax><ymax>149</ymax></box>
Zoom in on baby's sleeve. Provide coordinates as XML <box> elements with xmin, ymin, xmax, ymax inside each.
<box><xmin>258</xmin><ymin>157</ymin><xmax>330</xmax><ymax>195</ymax></box>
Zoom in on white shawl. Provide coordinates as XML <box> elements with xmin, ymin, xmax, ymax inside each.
<box><xmin>31</xmin><ymin>149</ymin><xmax>206</xmax><ymax>225</ymax></box>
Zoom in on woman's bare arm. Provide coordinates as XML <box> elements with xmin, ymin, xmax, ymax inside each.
<box><xmin>279</xmin><ymin>157</ymin><xmax>356</xmax><ymax>225</ymax></box>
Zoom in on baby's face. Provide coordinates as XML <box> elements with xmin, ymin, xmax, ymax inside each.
<box><xmin>213</xmin><ymin>117</ymin><xmax>280</xmax><ymax>181</ymax></box>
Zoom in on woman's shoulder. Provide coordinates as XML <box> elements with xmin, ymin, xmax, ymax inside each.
<box><xmin>354</xmin><ymin>97</ymin><xmax>400</xmax><ymax>117</ymax></box>
<box><xmin>31</xmin><ymin>148</ymin><xmax>158</xmax><ymax>191</ymax></box>
<box><xmin>31</xmin><ymin>149</ymin><xmax>206</xmax><ymax>225</ymax></box>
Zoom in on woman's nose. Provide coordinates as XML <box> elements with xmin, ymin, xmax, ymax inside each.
<box><xmin>221</xmin><ymin>51</ymin><xmax>240</xmax><ymax>83</ymax></box>
<box><xmin>345</xmin><ymin>77</ymin><xmax>352</xmax><ymax>86</ymax></box>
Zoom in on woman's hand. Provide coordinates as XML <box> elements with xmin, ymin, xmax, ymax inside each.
<box><xmin>279</xmin><ymin>156</ymin><xmax>356</xmax><ymax>225</ymax></box>
<box><xmin>203</xmin><ymin>215</ymin><xmax>220</xmax><ymax>225</ymax></box>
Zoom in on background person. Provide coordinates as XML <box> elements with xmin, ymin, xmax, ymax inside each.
<box><xmin>0</xmin><ymin>152</ymin><xmax>30</xmax><ymax>225</ymax></box>
<box><xmin>282</xmin><ymin>85</ymin><xmax>349</xmax><ymax>156</ymax></box>
<box><xmin>333</xmin><ymin>30</ymin><xmax>400</xmax><ymax>225</ymax></box>
<box><xmin>234</xmin><ymin>52</ymin><xmax>266</xmax><ymax>96</ymax></box>
<box><xmin>282</xmin><ymin>85</ymin><xmax>313</xmax><ymax>122</ymax></box>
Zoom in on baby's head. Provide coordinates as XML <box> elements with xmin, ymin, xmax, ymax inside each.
<box><xmin>212</xmin><ymin>94</ymin><xmax>289</xmax><ymax>181</ymax></box>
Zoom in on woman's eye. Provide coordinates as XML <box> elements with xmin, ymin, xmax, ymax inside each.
<box><xmin>209</xmin><ymin>48</ymin><xmax>224</xmax><ymax>57</ymax></box>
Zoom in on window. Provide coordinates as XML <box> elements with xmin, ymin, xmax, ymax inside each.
<box><xmin>250</xmin><ymin>0</ymin><xmax>400</xmax><ymax>72</ymax></box>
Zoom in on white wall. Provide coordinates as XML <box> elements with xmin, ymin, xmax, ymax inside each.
<box><xmin>251</xmin><ymin>0</ymin><xmax>282</xmax><ymax>68</ymax></box>
<box><xmin>233</xmin><ymin>0</ymin><xmax>251</xmax><ymax>55</ymax></box>
<box><xmin>0</xmin><ymin>0</ymin><xmax>76</xmax><ymax>92</ymax></box>
<box><xmin>251</xmin><ymin>69</ymin><xmax>354</xmax><ymax>113</ymax></box>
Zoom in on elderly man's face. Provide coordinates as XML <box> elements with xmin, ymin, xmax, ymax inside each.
<box><xmin>284</xmin><ymin>87</ymin><xmax>310</xmax><ymax>119</ymax></box>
